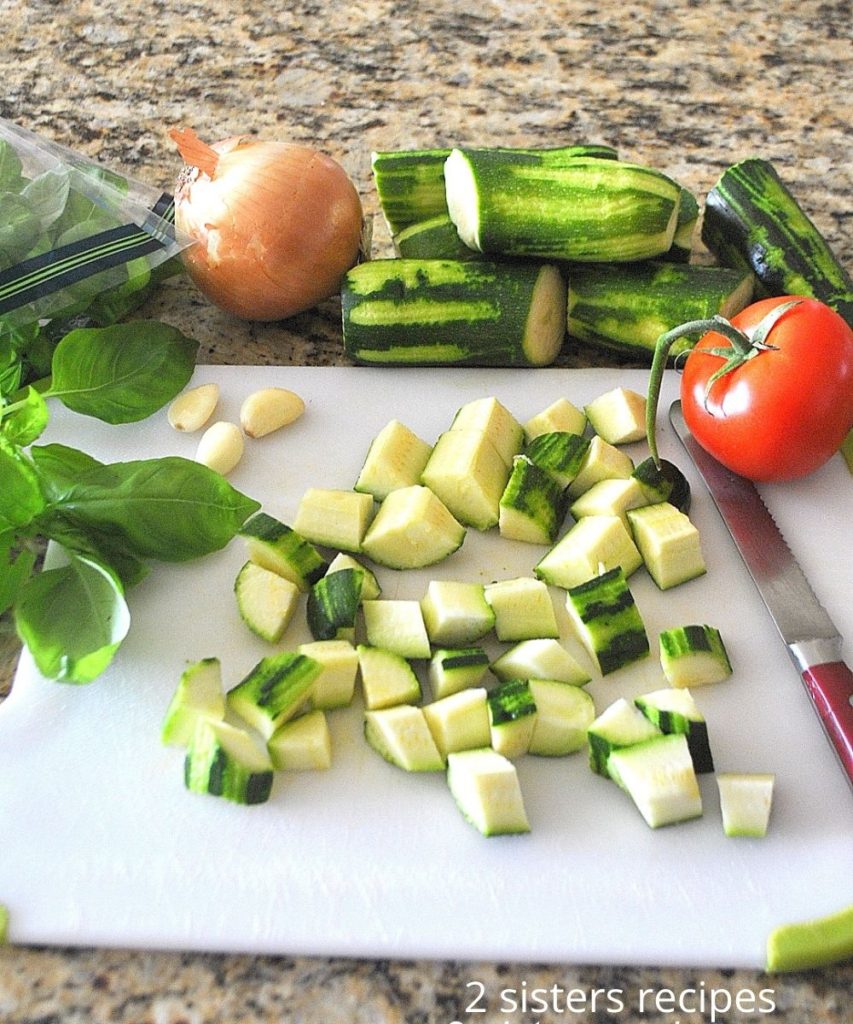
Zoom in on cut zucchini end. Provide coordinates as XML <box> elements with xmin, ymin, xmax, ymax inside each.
<box><xmin>268</xmin><ymin>709</ymin><xmax>332</xmax><ymax>772</ymax></box>
<box><xmin>364</xmin><ymin>704</ymin><xmax>445</xmax><ymax>772</ymax></box>
<box><xmin>607</xmin><ymin>734</ymin><xmax>702</xmax><ymax>828</ymax></box>
<box><xmin>161</xmin><ymin>657</ymin><xmax>225</xmax><ymax>748</ymax></box>
<box><xmin>444</xmin><ymin>149</ymin><xmax>482</xmax><ymax>251</ymax></box>
<box><xmin>521</xmin><ymin>264</ymin><xmax>567</xmax><ymax>367</ymax></box>
<box><xmin>717</xmin><ymin>772</ymin><xmax>775</xmax><ymax>837</ymax></box>
<box><xmin>766</xmin><ymin>904</ymin><xmax>853</xmax><ymax>973</ymax></box>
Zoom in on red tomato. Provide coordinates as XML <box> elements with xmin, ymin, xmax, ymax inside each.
<box><xmin>680</xmin><ymin>296</ymin><xmax>853</xmax><ymax>481</ymax></box>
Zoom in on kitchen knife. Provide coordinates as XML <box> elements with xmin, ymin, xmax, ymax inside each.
<box><xmin>669</xmin><ymin>400</ymin><xmax>853</xmax><ymax>789</ymax></box>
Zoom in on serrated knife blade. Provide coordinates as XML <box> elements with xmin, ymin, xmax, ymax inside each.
<box><xmin>669</xmin><ymin>400</ymin><xmax>853</xmax><ymax>789</ymax></box>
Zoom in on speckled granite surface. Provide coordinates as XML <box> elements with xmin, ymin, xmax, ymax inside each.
<box><xmin>1</xmin><ymin>1</ymin><xmax>851</xmax><ymax>1020</ymax></box>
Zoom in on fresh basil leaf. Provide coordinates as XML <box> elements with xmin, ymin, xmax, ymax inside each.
<box><xmin>0</xmin><ymin>192</ymin><xmax>41</xmax><ymax>263</ymax></box>
<box><xmin>32</xmin><ymin>518</ymin><xmax>149</xmax><ymax>589</ymax></box>
<box><xmin>37</xmin><ymin>455</ymin><xmax>260</xmax><ymax>562</ymax></box>
<box><xmin>29</xmin><ymin>442</ymin><xmax>103</xmax><ymax>498</ymax></box>
<box><xmin>14</xmin><ymin>552</ymin><xmax>130</xmax><ymax>683</ymax></box>
<box><xmin>47</xmin><ymin>320</ymin><xmax>199</xmax><ymax>423</ymax></box>
<box><xmin>0</xmin><ymin>442</ymin><xmax>45</xmax><ymax>532</ymax></box>
<box><xmin>21</xmin><ymin>168</ymin><xmax>71</xmax><ymax>234</ymax></box>
<box><xmin>0</xmin><ymin>140</ymin><xmax>25</xmax><ymax>192</ymax></box>
<box><xmin>0</xmin><ymin>536</ymin><xmax>35</xmax><ymax>617</ymax></box>
<box><xmin>0</xmin><ymin>386</ymin><xmax>49</xmax><ymax>445</ymax></box>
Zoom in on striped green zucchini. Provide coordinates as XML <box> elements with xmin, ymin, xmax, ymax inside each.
<box><xmin>702</xmin><ymin>158</ymin><xmax>853</xmax><ymax>326</ymax></box>
<box><xmin>664</xmin><ymin>188</ymin><xmax>699</xmax><ymax>263</ymax></box>
<box><xmin>394</xmin><ymin>214</ymin><xmax>476</xmax><ymax>260</ymax></box>
<box><xmin>566</xmin><ymin>260</ymin><xmax>755</xmax><ymax>360</ymax></box>
<box><xmin>444</xmin><ymin>151</ymin><xmax>682</xmax><ymax>262</ymax></box>
<box><xmin>341</xmin><ymin>258</ymin><xmax>566</xmax><ymax>367</ymax></box>
<box><xmin>371</xmin><ymin>144</ymin><xmax>618</xmax><ymax>234</ymax></box>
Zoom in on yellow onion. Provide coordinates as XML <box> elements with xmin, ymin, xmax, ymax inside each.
<box><xmin>169</xmin><ymin>127</ymin><xmax>364</xmax><ymax>321</ymax></box>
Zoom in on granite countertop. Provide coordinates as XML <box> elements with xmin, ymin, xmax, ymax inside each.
<box><xmin>1</xmin><ymin>1</ymin><xmax>851</xmax><ymax>1020</ymax></box>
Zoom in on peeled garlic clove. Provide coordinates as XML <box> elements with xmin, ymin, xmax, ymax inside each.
<box><xmin>240</xmin><ymin>387</ymin><xmax>305</xmax><ymax>438</ymax></box>
<box><xmin>195</xmin><ymin>421</ymin><xmax>244</xmax><ymax>475</ymax></box>
<box><xmin>168</xmin><ymin>383</ymin><xmax>220</xmax><ymax>432</ymax></box>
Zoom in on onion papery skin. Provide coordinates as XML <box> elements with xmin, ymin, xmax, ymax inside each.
<box><xmin>173</xmin><ymin>134</ymin><xmax>364</xmax><ymax>322</ymax></box>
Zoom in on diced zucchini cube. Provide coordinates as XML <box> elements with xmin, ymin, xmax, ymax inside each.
<box><xmin>524</xmin><ymin>397</ymin><xmax>586</xmax><ymax>442</ymax></box>
<box><xmin>161</xmin><ymin>657</ymin><xmax>225</xmax><ymax>747</ymax></box>
<box><xmin>226</xmin><ymin>652</ymin><xmax>321</xmax><ymax>740</ymax></box>
<box><xmin>627</xmin><ymin>502</ymin><xmax>706</xmax><ymax>590</ymax></box>
<box><xmin>421</xmin><ymin>428</ymin><xmax>510</xmax><ymax>530</ymax></box>
<box><xmin>487</xmin><ymin>678</ymin><xmax>538</xmax><ymax>759</ymax></box>
<box><xmin>422</xmin><ymin>687</ymin><xmax>491</xmax><ymax>759</ymax></box>
<box><xmin>326</xmin><ymin>552</ymin><xmax>381</xmax><ymax>599</ymax></box>
<box><xmin>584</xmin><ymin>387</ymin><xmax>647</xmax><ymax>445</ymax></box>
<box><xmin>297</xmin><ymin>639</ymin><xmax>360</xmax><ymax>709</ymax></box>
<box><xmin>357</xmin><ymin>644</ymin><xmax>422</xmax><ymax>710</ymax></box>
<box><xmin>362</xmin><ymin>599</ymin><xmax>432</xmax><ymax>659</ymax></box>
<box><xmin>587</xmin><ymin>697</ymin><xmax>662</xmax><ymax>778</ymax></box>
<box><xmin>450</xmin><ymin>396</ymin><xmax>524</xmax><ymax>467</ymax></box>
<box><xmin>607</xmin><ymin>733</ymin><xmax>703</xmax><ymax>828</ymax></box>
<box><xmin>354</xmin><ymin>419</ymin><xmax>432</xmax><ymax>500</ymax></box>
<box><xmin>491</xmin><ymin>637</ymin><xmax>591</xmax><ymax>687</ymax></box>
<box><xmin>239</xmin><ymin>511</ymin><xmax>327</xmax><ymax>591</ymax></box>
<box><xmin>306</xmin><ymin>568</ymin><xmax>364</xmax><ymax>642</ymax></box>
<box><xmin>234</xmin><ymin>560</ymin><xmax>300</xmax><ymax>644</ymax></box>
<box><xmin>658</xmin><ymin>624</ymin><xmax>732</xmax><ymax>688</ymax></box>
<box><xmin>717</xmin><ymin>772</ymin><xmax>775</xmax><ymax>837</ymax></box>
<box><xmin>484</xmin><ymin>577</ymin><xmax>559</xmax><ymax>642</ymax></box>
<box><xmin>268</xmin><ymin>709</ymin><xmax>332</xmax><ymax>771</ymax></box>
<box><xmin>567</xmin><ymin>435</ymin><xmax>634</xmax><ymax>498</ymax></box>
<box><xmin>527</xmin><ymin>679</ymin><xmax>596</xmax><ymax>757</ymax></box>
<box><xmin>364</xmin><ymin>704</ymin><xmax>445</xmax><ymax>771</ymax></box>
<box><xmin>361</xmin><ymin>485</ymin><xmax>466</xmax><ymax>570</ymax></box>
<box><xmin>565</xmin><ymin>567</ymin><xmax>650</xmax><ymax>677</ymax></box>
<box><xmin>184</xmin><ymin>719</ymin><xmax>274</xmax><ymax>805</ymax></box>
<box><xmin>524</xmin><ymin>430</ymin><xmax>590</xmax><ymax>489</ymax></box>
<box><xmin>499</xmin><ymin>455</ymin><xmax>567</xmax><ymax>544</ymax></box>
<box><xmin>634</xmin><ymin>687</ymin><xmax>714</xmax><ymax>773</ymax></box>
<box><xmin>428</xmin><ymin>647</ymin><xmax>490</xmax><ymax>699</ymax></box>
<box><xmin>447</xmin><ymin>747</ymin><xmax>530</xmax><ymax>836</ymax></box>
<box><xmin>293</xmin><ymin>487</ymin><xmax>376</xmax><ymax>553</ymax></box>
<box><xmin>569</xmin><ymin>477</ymin><xmax>648</xmax><ymax>528</ymax></box>
<box><xmin>420</xmin><ymin>580</ymin><xmax>495</xmax><ymax>646</ymax></box>
<box><xmin>535</xmin><ymin>514</ymin><xmax>642</xmax><ymax>590</ymax></box>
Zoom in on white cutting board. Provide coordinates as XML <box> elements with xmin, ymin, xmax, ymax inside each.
<box><xmin>1</xmin><ymin>366</ymin><xmax>851</xmax><ymax>968</ymax></box>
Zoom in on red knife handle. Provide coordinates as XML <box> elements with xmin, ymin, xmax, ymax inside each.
<box><xmin>801</xmin><ymin>660</ymin><xmax>853</xmax><ymax>788</ymax></box>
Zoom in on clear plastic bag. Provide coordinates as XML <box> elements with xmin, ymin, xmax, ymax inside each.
<box><xmin>0</xmin><ymin>117</ymin><xmax>188</xmax><ymax>394</ymax></box>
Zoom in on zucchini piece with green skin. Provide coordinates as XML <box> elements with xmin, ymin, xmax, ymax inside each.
<box><xmin>234</xmin><ymin>561</ymin><xmax>300</xmax><ymax>644</ymax></box>
<box><xmin>297</xmin><ymin>639</ymin><xmax>359</xmax><ymax>710</ymax></box>
<box><xmin>627</xmin><ymin>502</ymin><xmax>706</xmax><ymax>591</ymax></box>
<box><xmin>568</xmin><ymin>477</ymin><xmax>649</xmax><ymax>529</ymax></box>
<box><xmin>499</xmin><ymin>455</ymin><xmax>567</xmax><ymax>545</ymax></box>
<box><xmin>527</xmin><ymin>679</ymin><xmax>596</xmax><ymax>757</ymax></box>
<box><xmin>362</xmin><ymin>599</ymin><xmax>431</xmax><ymax>659</ymax></box>
<box><xmin>658</xmin><ymin>624</ymin><xmax>732</xmax><ymax>688</ymax></box>
<box><xmin>371</xmin><ymin>144</ymin><xmax>619</xmax><ymax>235</ymax></box>
<box><xmin>428</xmin><ymin>646</ymin><xmax>490</xmax><ymax>699</ymax></box>
<box><xmin>484</xmin><ymin>577</ymin><xmax>559</xmax><ymax>643</ymax></box>
<box><xmin>293</xmin><ymin>488</ymin><xmax>376</xmax><ymax>554</ymax></box>
<box><xmin>535</xmin><ymin>514</ymin><xmax>643</xmax><ymax>590</ymax></box>
<box><xmin>524</xmin><ymin>397</ymin><xmax>587</xmax><ymax>442</ymax></box>
<box><xmin>766</xmin><ymin>904</ymin><xmax>853</xmax><ymax>973</ymax></box>
<box><xmin>357</xmin><ymin>644</ymin><xmax>422</xmax><ymax>710</ymax></box>
<box><xmin>524</xmin><ymin>431</ymin><xmax>590</xmax><ymax>490</ymax></box>
<box><xmin>491</xmin><ymin>637</ymin><xmax>591</xmax><ymax>687</ymax></box>
<box><xmin>394</xmin><ymin>214</ymin><xmax>477</xmax><ymax>260</ymax></box>
<box><xmin>450</xmin><ymin>396</ymin><xmax>524</xmax><ymax>468</ymax></box>
<box><xmin>239</xmin><ymin>512</ymin><xmax>327</xmax><ymax>592</ymax></box>
<box><xmin>716</xmin><ymin>772</ymin><xmax>775</xmax><ymax>837</ymax></box>
<box><xmin>632</xmin><ymin>456</ymin><xmax>691</xmax><ymax>513</ymax></box>
<box><xmin>421</xmin><ymin>428</ymin><xmax>510</xmax><ymax>530</ymax></box>
<box><xmin>364</xmin><ymin>704</ymin><xmax>445</xmax><ymax>771</ymax></box>
<box><xmin>447</xmin><ymin>747</ymin><xmax>530</xmax><ymax>836</ymax></box>
<box><xmin>184</xmin><ymin>719</ymin><xmax>274</xmax><ymax>805</ymax></box>
<box><xmin>268</xmin><ymin>709</ymin><xmax>332</xmax><ymax>771</ymax></box>
<box><xmin>584</xmin><ymin>387</ymin><xmax>647</xmax><ymax>445</ymax></box>
<box><xmin>564</xmin><ymin>567</ymin><xmax>650</xmax><ymax>676</ymax></box>
<box><xmin>341</xmin><ymin>258</ymin><xmax>567</xmax><ymax>368</ymax></box>
<box><xmin>702</xmin><ymin>157</ymin><xmax>853</xmax><ymax>325</ymax></box>
<box><xmin>361</xmin><ymin>485</ymin><xmax>466</xmax><ymax>570</ymax></box>
<box><xmin>445</xmin><ymin>151</ymin><xmax>681</xmax><ymax>262</ymax></box>
<box><xmin>422</xmin><ymin>687</ymin><xmax>491</xmax><ymax>759</ymax></box>
<box><xmin>587</xmin><ymin>697</ymin><xmax>662</xmax><ymax>777</ymax></box>
<box><xmin>420</xmin><ymin>580</ymin><xmax>495</xmax><ymax>646</ymax></box>
<box><xmin>354</xmin><ymin>419</ymin><xmax>432</xmax><ymax>501</ymax></box>
<box><xmin>607</xmin><ymin>733</ymin><xmax>703</xmax><ymax>829</ymax></box>
<box><xmin>567</xmin><ymin>435</ymin><xmax>635</xmax><ymax>498</ymax></box>
<box><xmin>306</xmin><ymin>568</ymin><xmax>364</xmax><ymax>642</ymax></box>
<box><xmin>161</xmin><ymin>656</ymin><xmax>225</xmax><ymax>747</ymax></box>
<box><xmin>488</xmin><ymin>678</ymin><xmax>538</xmax><ymax>759</ymax></box>
<box><xmin>634</xmin><ymin>687</ymin><xmax>714</xmax><ymax>773</ymax></box>
<box><xmin>226</xmin><ymin>652</ymin><xmax>321</xmax><ymax>740</ymax></box>
<box><xmin>566</xmin><ymin>260</ymin><xmax>755</xmax><ymax>360</ymax></box>
<box><xmin>325</xmin><ymin>553</ymin><xmax>381</xmax><ymax>600</ymax></box>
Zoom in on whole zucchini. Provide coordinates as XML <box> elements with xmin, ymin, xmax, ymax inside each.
<box><xmin>566</xmin><ymin>260</ymin><xmax>755</xmax><ymax>360</ymax></box>
<box><xmin>702</xmin><ymin>158</ymin><xmax>853</xmax><ymax>326</ymax></box>
<box><xmin>444</xmin><ymin>151</ymin><xmax>682</xmax><ymax>263</ymax></box>
<box><xmin>342</xmin><ymin>258</ymin><xmax>566</xmax><ymax>367</ymax></box>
